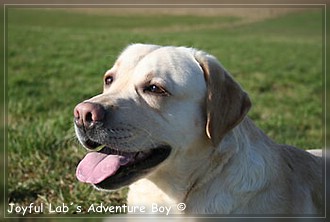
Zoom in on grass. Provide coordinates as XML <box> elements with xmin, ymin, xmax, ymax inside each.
<box><xmin>5</xmin><ymin>7</ymin><xmax>324</xmax><ymax>217</ymax></box>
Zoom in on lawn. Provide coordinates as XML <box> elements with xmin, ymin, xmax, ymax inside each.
<box><xmin>5</xmin><ymin>7</ymin><xmax>324</xmax><ymax>218</ymax></box>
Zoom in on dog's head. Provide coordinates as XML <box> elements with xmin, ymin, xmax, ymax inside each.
<box><xmin>74</xmin><ymin>44</ymin><xmax>251</xmax><ymax>190</ymax></box>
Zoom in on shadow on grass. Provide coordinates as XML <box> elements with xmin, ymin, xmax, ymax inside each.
<box><xmin>8</xmin><ymin>183</ymin><xmax>42</xmax><ymax>203</ymax></box>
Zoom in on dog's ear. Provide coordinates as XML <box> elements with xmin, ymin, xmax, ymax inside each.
<box><xmin>194</xmin><ymin>51</ymin><xmax>251</xmax><ymax>147</ymax></box>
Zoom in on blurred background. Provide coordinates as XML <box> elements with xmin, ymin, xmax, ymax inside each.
<box><xmin>4</xmin><ymin>5</ymin><xmax>325</xmax><ymax>219</ymax></box>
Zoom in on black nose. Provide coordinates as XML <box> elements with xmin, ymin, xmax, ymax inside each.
<box><xmin>73</xmin><ymin>102</ymin><xmax>105</xmax><ymax>129</ymax></box>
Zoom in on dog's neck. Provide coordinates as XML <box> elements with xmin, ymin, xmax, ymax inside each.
<box><xmin>130</xmin><ymin>117</ymin><xmax>278</xmax><ymax>210</ymax></box>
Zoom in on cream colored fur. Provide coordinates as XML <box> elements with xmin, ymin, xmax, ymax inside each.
<box><xmin>86</xmin><ymin>44</ymin><xmax>322</xmax><ymax>214</ymax></box>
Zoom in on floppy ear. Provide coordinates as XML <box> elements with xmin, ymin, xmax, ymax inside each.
<box><xmin>194</xmin><ymin>51</ymin><xmax>251</xmax><ymax>147</ymax></box>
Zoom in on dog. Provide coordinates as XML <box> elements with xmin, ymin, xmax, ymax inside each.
<box><xmin>73</xmin><ymin>44</ymin><xmax>323</xmax><ymax>214</ymax></box>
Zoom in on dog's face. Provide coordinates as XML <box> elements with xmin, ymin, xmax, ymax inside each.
<box><xmin>74</xmin><ymin>44</ymin><xmax>251</xmax><ymax>190</ymax></box>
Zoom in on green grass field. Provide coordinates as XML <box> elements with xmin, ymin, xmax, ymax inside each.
<box><xmin>6</xmin><ymin>7</ymin><xmax>324</xmax><ymax>217</ymax></box>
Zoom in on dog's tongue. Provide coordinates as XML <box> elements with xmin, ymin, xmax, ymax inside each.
<box><xmin>76</xmin><ymin>152</ymin><xmax>130</xmax><ymax>184</ymax></box>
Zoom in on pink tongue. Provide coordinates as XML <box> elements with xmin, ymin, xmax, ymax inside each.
<box><xmin>76</xmin><ymin>152</ymin><xmax>125</xmax><ymax>184</ymax></box>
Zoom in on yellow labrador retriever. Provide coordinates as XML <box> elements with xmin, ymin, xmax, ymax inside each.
<box><xmin>73</xmin><ymin>44</ymin><xmax>323</xmax><ymax>214</ymax></box>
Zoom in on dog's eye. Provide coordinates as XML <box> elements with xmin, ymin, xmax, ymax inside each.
<box><xmin>143</xmin><ymin>85</ymin><xmax>169</xmax><ymax>96</ymax></box>
<box><xmin>104</xmin><ymin>76</ymin><xmax>114</xmax><ymax>86</ymax></box>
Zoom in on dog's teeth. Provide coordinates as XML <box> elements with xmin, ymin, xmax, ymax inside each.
<box><xmin>94</xmin><ymin>144</ymin><xmax>106</xmax><ymax>152</ymax></box>
<box><xmin>119</xmin><ymin>156</ymin><xmax>131</xmax><ymax>165</ymax></box>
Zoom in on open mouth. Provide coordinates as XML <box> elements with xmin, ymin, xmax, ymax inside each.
<box><xmin>76</xmin><ymin>143</ymin><xmax>171</xmax><ymax>190</ymax></box>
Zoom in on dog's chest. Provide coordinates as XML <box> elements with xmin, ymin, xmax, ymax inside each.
<box><xmin>127</xmin><ymin>179</ymin><xmax>183</xmax><ymax>214</ymax></box>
